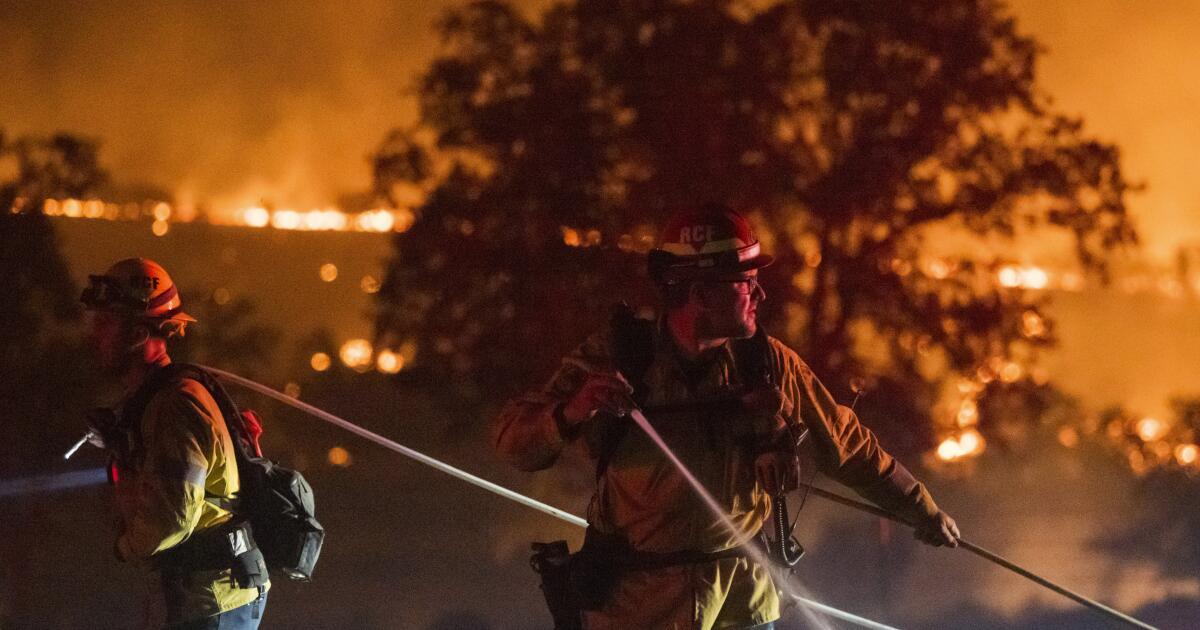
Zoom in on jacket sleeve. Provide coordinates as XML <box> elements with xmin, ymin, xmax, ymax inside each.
<box><xmin>492</xmin><ymin>329</ymin><xmax>615</xmax><ymax>472</ymax></box>
<box><xmin>771</xmin><ymin>339</ymin><xmax>940</xmax><ymax>525</ymax></box>
<box><xmin>115</xmin><ymin>383</ymin><xmax>216</xmax><ymax>562</ymax></box>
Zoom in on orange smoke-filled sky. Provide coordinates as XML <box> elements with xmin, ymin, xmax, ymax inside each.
<box><xmin>2</xmin><ymin>0</ymin><xmax>1199</xmax><ymax>259</ymax></box>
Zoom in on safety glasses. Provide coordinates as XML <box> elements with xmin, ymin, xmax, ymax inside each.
<box><xmin>701</xmin><ymin>275</ymin><xmax>762</xmax><ymax>295</ymax></box>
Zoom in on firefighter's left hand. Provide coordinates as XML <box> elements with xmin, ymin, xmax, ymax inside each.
<box><xmin>754</xmin><ymin>450</ymin><xmax>800</xmax><ymax>496</ymax></box>
<box><xmin>85</xmin><ymin>408</ymin><xmax>121</xmax><ymax>452</ymax></box>
<box><xmin>914</xmin><ymin>510</ymin><xmax>960</xmax><ymax>548</ymax></box>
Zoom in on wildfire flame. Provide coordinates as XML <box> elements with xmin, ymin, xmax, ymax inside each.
<box><xmin>37</xmin><ymin>198</ymin><xmax>414</xmax><ymax>234</ymax></box>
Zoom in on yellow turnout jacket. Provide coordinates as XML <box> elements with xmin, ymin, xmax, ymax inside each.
<box><xmin>113</xmin><ymin>366</ymin><xmax>267</xmax><ymax>624</ymax></box>
<box><xmin>494</xmin><ymin>323</ymin><xmax>939</xmax><ymax>629</ymax></box>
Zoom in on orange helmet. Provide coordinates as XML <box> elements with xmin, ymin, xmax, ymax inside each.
<box><xmin>80</xmin><ymin>258</ymin><xmax>196</xmax><ymax>336</ymax></box>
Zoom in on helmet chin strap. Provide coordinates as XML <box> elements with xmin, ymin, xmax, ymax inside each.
<box><xmin>128</xmin><ymin>324</ymin><xmax>151</xmax><ymax>350</ymax></box>
<box><xmin>112</xmin><ymin>325</ymin><xmax>165</xmax><ymax>382</ymax></box>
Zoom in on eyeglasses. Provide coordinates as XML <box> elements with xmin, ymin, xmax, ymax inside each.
<box><xmin>703</xmin><ymin>276</ymin><xmax>762</xmax><ymax>295</ymax></box>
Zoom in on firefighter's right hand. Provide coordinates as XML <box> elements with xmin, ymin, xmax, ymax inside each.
<box><xmin>562</xmin><ymin>369</ymin><xmax>635</xmax><ymax>424</ymax></box>
<box><xmin>755</xmin><ymin>449</ymin><xmax>800</xmax><ymax>496</ymax></box>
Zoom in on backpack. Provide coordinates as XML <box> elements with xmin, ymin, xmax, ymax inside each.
<box><xmin>124</xmin><ymin>363</ymin><xmax>325</xmax><ymax>581</ymax></box>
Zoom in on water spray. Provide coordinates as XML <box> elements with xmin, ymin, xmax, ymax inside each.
<box><xmin>626</xmin><ymin>408</ymin><xmax>883</xmax><ymax>630</ymax></box>
<box><xmin>203</xmin><ymin>365</ymin><xmax>898</xmax><ymax>630</ymax></box>
<box><xmin>196</xmin><ymin>366</ymin><xmax>1156</xmax><ymax>629</ymax></box>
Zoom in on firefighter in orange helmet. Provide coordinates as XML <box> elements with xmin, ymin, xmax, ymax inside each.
<box><xmin>495</xmin><ymin>205</ymin><xmax>959</xmax><ymax>629</ymax></box>
<box><xmin>82</xmin><ymin>258</ymin><xmax>269</xmax><ymax>629</ymax></box>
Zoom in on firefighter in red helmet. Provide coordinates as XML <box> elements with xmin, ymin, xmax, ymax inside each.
<box><xmin>495</xmin><ymin>204</ymin><xmax>958</xmax><ymax>629</ymax></box>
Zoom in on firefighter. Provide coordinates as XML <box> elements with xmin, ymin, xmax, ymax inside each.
<box><xmin>494</xmin><ymin>205</ymin><xmax>959</xmax><ymax>629</ymax></box>
<box><xmin>82</xmin><ymin>258</ymin><xmax>269</xmax><ymax>629</ymax></box>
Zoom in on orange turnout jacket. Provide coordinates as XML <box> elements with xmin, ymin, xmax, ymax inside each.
<box><xmin>113</xmin><ymin>369</ymin><xmax>267</xmax><ymax>625</ymax></box>
<box><xmin>494</xmin><ymin>323</ymin><xmax>940</xmax><ymax>630</ymax></box>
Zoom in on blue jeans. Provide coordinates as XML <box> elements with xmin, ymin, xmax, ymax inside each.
<box><xmin>167</xmin><ymin>590</ymin><xmax>267</xmax><ymax>630</ymax></box>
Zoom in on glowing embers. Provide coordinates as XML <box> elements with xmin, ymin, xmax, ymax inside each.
<box><xmin>310</xmin><ymin>352</ymin><xmax>332</xmax><ymax>372</ymax></box>
<box><xmin>375</xmin><ymin>349</ymin><xmax>404</xmax><ymax>374</ymax></box>
<box><xmin>934</xmin><ymin>377</ymin><xmax>989</xmax><ymax>463</ymax></box>
<box><xmin>1176</xmin><ymin>444</ymin><xmax>1199</xmax><ymax>466</ymax></box>
<box><xmin>997</xmin><ymin>264</ymin><xmax>1049</xmax><ymax>289</ymax></box>
<box><xmin>1021</xmin><ymin>310</ymin><xmax>1047</xmax><ymax>338</ymax></box>
<box><xmin>360</xmin><ymin>275</ymin><xmax>381</xmax><ymax>294</ymax></box>
<box><xmin>1094</xmin><ymin>411</ymin><xmax>1200</xmax><ymax>476</ymax></box>
<box><xmin>559</xmin><ymin>226</ymin><xmax>603</xmax><ymax>248</ymax></box>
<box><xmin>339</xmin><ymin>339</ymin><xmax>373</xmax><ymax>371</ymax></box>
<box><xmin>1057</xmin><ymin>425</ymin><xmax>1080</xmax><ymax>448</ymax></box>
<box><xmin>310</xmin><ymin>340</ymin><xmax>414</xmax><ymax>375</ymax></box>
<box><xmin>327</xmin><ymin>446</ymin><xmax>353</xmax><ymax>467</ymax></box>
<box><xmin>936</xmin><ymin>429</ymin><xmax>986</xmax><ymax>462</ymax></box>
<box><xmin>1136</xmin><ymin>417</ymin><xmax>1167</xmax><ymax>442</ymax></box>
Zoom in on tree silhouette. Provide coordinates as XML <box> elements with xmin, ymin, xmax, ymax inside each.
<box><xmin>372</xmin><ymin>0</ymin><xmax>1135</xmax><ymax>453</ymax></box>
<box><xmin>1090</xmin><ymin>397</ymin><xmax>1200</xmax><ymax>582</ymax></box>
<box><xmin>0</xmin><ymin>130</ymin><xmax>109</xmax><ymax>630</ymax></box>
<box><xmin>0</xmin><ymin>130</ymin><xmax>106</xmax><ymax>474</ymax></box>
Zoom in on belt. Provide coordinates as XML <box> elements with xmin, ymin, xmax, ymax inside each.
<box><xmin>155</xmin><ymin>520</ymin><xmax>255</xmax><ymax>574</ymax></box>
<box><xmin>618</xmin><ymin>544</ymin><xmax>755</xmax><ymax>570</ymax></box>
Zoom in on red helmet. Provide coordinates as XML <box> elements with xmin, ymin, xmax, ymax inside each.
<box><xmin>649</xmin><ymin>203</ymin><xmax>774</xmax><ymax>284</ymax></box>
<box><xmin>81</xmin><ymin>258</ymin><xmax>196</xmax><ymax>336</ymax></box>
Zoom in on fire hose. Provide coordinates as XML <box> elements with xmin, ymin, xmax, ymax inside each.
<box><xmin>198</xmin><ymin>366</ymin><xmax>896</xmax><ymax>629</ymax></box>
<box><xmin>93</xmin><ymin>366</ymin><xmax>1154</xmax><ymax>630</ymax></box>
<box><xmin>794</xmin><ymin>483</ymin><xmax>1157</xmax><ymax>630</ymax></box>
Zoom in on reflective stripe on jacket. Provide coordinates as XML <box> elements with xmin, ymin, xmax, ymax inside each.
<box><xmin>113</xmin><ymin>371</ymin><xmax>267</xmax><ymax>624</ymax></box>
<box><xmin>494</xmin><ymin>324</ymin><xmax>940</xmax><ymax>629</ymax></box>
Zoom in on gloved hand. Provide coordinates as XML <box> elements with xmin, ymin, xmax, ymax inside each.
<box><xmin>741</xmin><ymin>385</ymin><xmax>793</xmax><ymax>419</ymax></box>
<box><xmin>85</xmin><ymin>408</ymin><xmax>121</xmax><ymax>451</ymax></box>
<box><xmin>913</xmin><ymin>510</ymin><xmax>960</xmax><ymax>548</ymax></box>
<box><xmin>754</xmin><ymin>449</ymin><xmax>800</xmax><ymax>496</ymax></box>
<box><xmin>561</xmin><ymin>360</ymin><xmax>635</xmax><ymax>424</ymax></box>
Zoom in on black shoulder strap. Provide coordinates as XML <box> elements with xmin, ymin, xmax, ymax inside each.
<box><xmin>169</xmin><ymin>363</ymin><xmax>256</xmax><ymax>462</ymax></box>
<box><xmin>731</xmin><ymin>325</ymin><xmax>773</xmax><ymax>390</ymax></box>
<box><xmin>120</xmin><ymin>363</ymin><xmax>191</xmax><ymax>431</ymax></box>
<box><xmin>610</xmin><ymin>302</ymin><xmax>656</xmax><ymax>405</ymax></box>
<box><xmin>595</xmin><ymin>303</ymin><xmax>655</xmax><ymax>480</ymax></box>
<box><xmin>122</xmin><ymin>363</ymin><xmax>255</xmax><ymax>509</ymax></box>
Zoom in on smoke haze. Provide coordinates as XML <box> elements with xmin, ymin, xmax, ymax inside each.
<box><xmin>1007</xmin><ymin>0</ymin><xmax>1200</xmax><ymax>260</ymax></box>
<box><xmin>3</xmin><ymin>0</ymin><xmax>1199</xmax><ymax>256</ymax></box>
<box><xmin>1</xmin><ymin>1</ymin><xmax>440</xmax><ymax>212</ymax></box>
